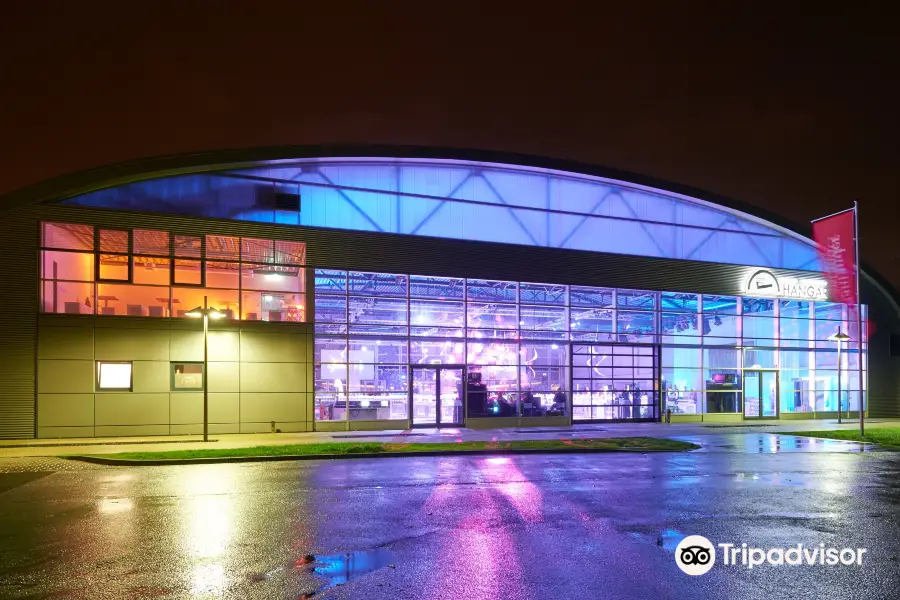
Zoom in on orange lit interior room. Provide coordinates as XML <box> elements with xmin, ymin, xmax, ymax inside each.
<box><xmin>39</xmin><ymin>222</ymin><xmax>307</xmax><ymax>322</ymax></box>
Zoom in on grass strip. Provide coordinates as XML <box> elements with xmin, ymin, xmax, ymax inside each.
<box><xmin>80</xmin><ymin>436</ymin><xmax>699</xmax><ymax>461</ymax></box>
<box><xmin>783</xmin><ymin>427</ymin><xmax>900</xmax><ymax>449</ymax></box>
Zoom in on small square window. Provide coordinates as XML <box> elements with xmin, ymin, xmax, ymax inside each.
<box><xmin>172</xmin><ymin>362</ymin><xmax>204</xmax><ymax>390</ymax></box>
<box><xmin>97</xmin><ymin>361</ymin><xmax>132</xmax><ymax>391</ymax></box>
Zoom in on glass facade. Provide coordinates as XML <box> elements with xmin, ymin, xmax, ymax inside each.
<box><xmin>40</xmin><ymin>222</ymin><xmax>306</xmax><ymax>321</ymax></box>
<box><xmin>315</xmin><ymin>269</ymin><xmax>868</xmax><ymax>423</ymax></box>
<box><xmin>40</xmin><ymin>221</ymin><xmax>867</xmax><ymax>425</ymax></box>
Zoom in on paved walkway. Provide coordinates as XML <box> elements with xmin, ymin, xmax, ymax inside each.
<box><xmin>0</xmin><ymin>419</ymin><xmax>894</xmax><ymax>458</ymax></box>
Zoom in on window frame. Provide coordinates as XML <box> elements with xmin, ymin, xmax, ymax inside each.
<box><xmin>96</xmin><ymin>361</ymin><xmax>133</xmax><ymax>392</ymax></box>
<box><xmin>171</xmin><ymin>361</ymin><xmax>205</xmax><ymax>391</ymax></box>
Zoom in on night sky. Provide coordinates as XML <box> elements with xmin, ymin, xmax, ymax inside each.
<box><xmin>2</xmin><ymin>4</ymin><xmax>897</xmax><ymax>285</ymax></box>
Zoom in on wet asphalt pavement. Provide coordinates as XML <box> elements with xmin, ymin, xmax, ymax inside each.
<box><xmin>1</xmin><ymin>434</ymin><xmax>899</xmax><ymax>599</ymax></box>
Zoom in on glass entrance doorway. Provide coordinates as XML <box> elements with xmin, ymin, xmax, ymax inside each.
<box><xmin>743</xmin><ymin>370</ymin><xmax>778</xmax><ymax>418</ymax></box>
<box><xmin>411</xmin><ymin>367</ymin><xmax>465</xmax><ymax>427</ymax></box>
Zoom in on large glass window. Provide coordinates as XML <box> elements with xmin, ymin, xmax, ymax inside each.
<box><xmin>310</xmin><ymin>269</ymin><xmax>867</xmax><ymax>422</ymax></box>
<box><xmin>572</xmin><ymin>344</ymin><xmax>658</xmax><ymax>421</ymax></box>
<box><xmin>409</xmin><ymin>275</ymin><xmax>464</xmax><ymax>299</ymax></box>
<box><xmin>39</xmin><ymin>222</ymin><xmax>306</xmax><ymax>322</ymax></box>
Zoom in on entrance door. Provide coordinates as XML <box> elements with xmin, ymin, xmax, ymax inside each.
<box><xmin>411</xmin><ymin>367</ymin><xmax>465</xmax><ymax>427</ymax></box>
<box><xmin>743</xmin><ymin>370</ymin><xmax>778</xmax><ymax>418</ymax></box>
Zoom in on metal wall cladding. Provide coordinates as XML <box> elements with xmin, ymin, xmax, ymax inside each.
<box><xmin>0</xmin><ymin>206</ymin><xmax>39</xmax><ymax>438</ymax></box>
<box><xmin>1</xmin><ymin>203</ymin><xmax>896</xmax><ymax>437</ymax></box>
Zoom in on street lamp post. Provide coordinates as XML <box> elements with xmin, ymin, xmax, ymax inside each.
<box><xmin>185</xmin><ymin>296</ymin><xmax>224</xmax><ymax>442</ymax></box>
<box><xmin>829</xmin><ymin>327</ymin><xmax>851</xmax><ymax>425</ymax></box>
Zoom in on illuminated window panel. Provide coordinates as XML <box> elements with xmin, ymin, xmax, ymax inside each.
<box><xmin>519</xmin><ymin>282</ymin><xmax>567</xmax><ymax>305</ymax></box>
<box><xmin>241</xmin><ymin>237</ymin><xmax>275</xmax><ymax>263</ymax></box>
<box><xmin>43</xmin><ymin>222</ymin><xmax>93</xmax><ymax>251</ymax></box>
<box><xmin>99</xmin><ymin>229</ymin><xmax>129</xmax><ymax>253</ymax></box>
<box><xmin>569</xmin><ymin>286</ymin><xmax>614</xmax><ymax>307</ymax></box>
<box><xmin>96</xmin><ymin>283</ymin><xmax>168</xmax><ymax>317</ymax></box>
<box><xmin>206</xmin><ymin>262</ymin><xmax>240</xmax><ymax>289</ymax></box>
<box><xmin>133</xmin><ymin>229</ymin><xmax>169</xmax><ymax>256</ymax></box>
<box><xmin>349</xmin><ymin>324</ymin><xmax>407</xmax><ymax>336</ymax></box>
<box><xmin>174</xmin><ymin>288</ymin><xmax>238</xmax><ymax>319</ymax></box>
<box><xmin>467</xmin><ymin>279</ymin><xmax>517</xmax><ymax>302</ymax></box>
<box><xmin>241</xmin><ymin>264</ymin><xmax>304</xmax><ymax>293</ymax></box>
<box><xmin>173</xmin><ymin>260</ymin><xmax>202</xmax><ymax>285</ymax></box>
<box><xmin>617</xmin><ymin>290</ymin><xmax>657</xmax><ymax>310</ymax></box>
<box><xmin>275</xmin><ymin>240</ymin><xmax>305</xmax><ymax>265</ymax></box>
<box><xmin>349</xmin><ymin>272</ymin><xmax>407</xmax><ymax>297</ymax></box>
<box><xmin>174</xmin><ymin>235</ymin><xmax>202</xmax><ymax>258</ymax></box>
<box><xmin>315</xmin><ymin>270</ymin><xmax>347</xmax><ymax>293</ymax></box>
<box><xmin>350</xmin><ymin>338</ymin><xmax>408</xmax><ymax>364</ymax></box>
<box><xmin>409</xmin><ymin>299</ymin><xmax>465</xmax><ymax>330</ymax></box>
<box><xmin>569</xmin><ymin>308</ymin><xmax>614</xmax><ymax>335</ymax></box>
<box><xmin>98</xmin><ymin>254</ymin><xmax>129</xmax><ymax>281</ymax></box>
<box><xmin>315</xmin><ymin>294</ymin><xmax>348</xmax><ymax>323</ymax></box>
<box><xmin>349</xmin><ymin>296</ymin><xmax>407</xmax><ymax>325</ymax></box>
<box><xmin>409</xmin><ymin>275</ymin><xmax>464</xmax><ymax>299</ymax></box>
<box><xmin>467</xmin><ymin>341</ymin><xmax>518</xmax><ymax>366</ymax></box>
<box><xmin>132</xmin><ymin>257</ymin><xmax>171</xmax><ymax>285</ymax></box>
<box><xmin>703</xmin><ymin>295</ymin><xmax>739</xmax><ymax>314</ymax></box>
<box><xmin>411</xmin><ymin>340</ymin><xmax>463</xmax><ymax>365</ymax></box>
<box><xmin>41</xmin><ymin>281</ymin><xmax>94</xmax><ymax>314</ymax></box>
<box><xmin>41</xmin><ymin>251</ymin><xmax>94</xmax><ymax>281</ymax></box>
<box><xmin>241</xmin><ymin>291</ymin><xmax>304</xmax><ymax>322</ymax></box>
<box><xmin>661</xmin><ymin>292</ymin><xmax>700</xmax><ymax>313</ymax></box>
<box><xmin>205</xmin><ymin>235</ymin><xmax>240</xmax><ymax>260</ymax></box>
<box><xmin>97</xmin><ymin>361</ymin><xmax>132</xmax><ymax>390</ymax></box>
<box><xmin>466</xmin><ymin>302</ymin><xmax>517</xmax><ymax>329</ymax></box>
<box><xmin>743</xmin><ymin>297</ymin><xmax>776</xmax><ymax>317</ymax></box>
<box><xmin>519</xmin><ymin>305</ymin><xmax>567</xmax><ymax>331</ymax></box>
<box><xmin>660</xmin><ymin>312</ymin><xmax>702</xmax><ymax>345</ymax></box>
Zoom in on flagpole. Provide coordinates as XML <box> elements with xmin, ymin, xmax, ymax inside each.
<box><xmin>854</xmin><ymin>200</ymin><xmax>865</xmax><ymax>436</ymax></box>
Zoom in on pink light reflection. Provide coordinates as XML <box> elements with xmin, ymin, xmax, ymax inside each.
<box><xmin>478</xmin><ymin>457</ymin><xmax>544</xmax><ymax>524</ymax></box>
<box><xmin>425</xmin><ymin>488</ymin><xmax>524</xmax><ymax>600</ymax></box>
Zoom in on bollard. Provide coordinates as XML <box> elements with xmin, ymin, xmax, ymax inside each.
<box><xmin>271</xmin><ymin>420</ymin><xmax>276</xmax><ymax>433</ymax></box>
<box><xmin>665</xmin><ymin>409</ymin><xmax>671</xmax><ymax>424</ymax></box>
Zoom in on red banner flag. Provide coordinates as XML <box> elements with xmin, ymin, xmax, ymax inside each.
<box><xmin>812</xmin><ymin>209</ymin><xmax>857</xmax><ymax>306</ymax></box>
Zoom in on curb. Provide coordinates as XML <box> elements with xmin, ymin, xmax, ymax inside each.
<box><xmin>63</xmin><ymin>445</ymin><xmax>699</xmax><ymax>466</ymax></box>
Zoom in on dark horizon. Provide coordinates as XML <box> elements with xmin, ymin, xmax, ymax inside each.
<box><xmin>2</xmin><ymin>2</ymin><xmax>897</xmax><ymax>283</ymax></box>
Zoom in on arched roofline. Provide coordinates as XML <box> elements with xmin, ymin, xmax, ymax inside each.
<box><xmin>3</xmin><ymin>143</ymin><xmax>897</xmax><ymax>308</ymax></box>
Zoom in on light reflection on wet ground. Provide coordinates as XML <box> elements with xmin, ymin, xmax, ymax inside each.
<box><xmin>0</xmin><ymin>433</ymin><xmax>897</xmax><ymax>599</ymax></box>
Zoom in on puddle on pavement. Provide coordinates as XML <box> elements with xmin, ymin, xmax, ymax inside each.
<box><xmin>311</xmin><ymin>547</ymin><xmax>396</xmax><ymax>591</ymax></box>
<box><xmin>249</xmin><ymin>547</ymin><xmax>396</xmax><ymax>597</ymax></box>
<box><xmin>628</xmin><ymin>528</ymin><xmax>685</xmax><ymax>552</ymax></box>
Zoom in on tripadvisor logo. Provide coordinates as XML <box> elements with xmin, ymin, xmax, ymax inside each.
<box><xmin>675</xmin><ymin>535</ymin><xmax>716</xmax><ymax>576</ymax></box>
<box><xmin>675</xmin><ymin>536</ymin><xmax>867</xmax><ymax>575</ymax></box>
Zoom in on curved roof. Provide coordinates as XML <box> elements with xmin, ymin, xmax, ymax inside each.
<box><xmin>2</xmin><ymin>144</ymin><xmax>895</xmax><ymax>302</ymax></box>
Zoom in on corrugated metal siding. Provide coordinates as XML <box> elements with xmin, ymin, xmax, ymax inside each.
<box><xmin>862</xmin><ymin>277</ymin><xmax>900</xmax><ymax>418</ymax></box>
<box><xmin>0</xmin><ymin>207</ymin><xmax>38</xmax><ymax>438</ymax></box>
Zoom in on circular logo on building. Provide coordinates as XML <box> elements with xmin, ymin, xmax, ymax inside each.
<box><xmin>745</xmin><ymin>269</ymin><xmax>780</xmax><ymax>297</ymax></box>
<box><xmin>675</xmin><ymin>535</ymin><xmax>716</xmax><ymax>576</ymax></box>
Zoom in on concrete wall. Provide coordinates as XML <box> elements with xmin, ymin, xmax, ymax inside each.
<box><xmin>36</xmin><ymin>315</ymin><xmax>313</xmax><ymax>438</ymax></box>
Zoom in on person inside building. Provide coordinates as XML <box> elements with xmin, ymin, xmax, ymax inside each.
<box><xmin>548</xmin><ymin>387</ymin><xmax>567</xmax><ymax>416</ymax></box>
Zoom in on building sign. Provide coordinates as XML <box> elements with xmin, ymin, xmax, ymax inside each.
<box><xmin>744</xmin><ymin>269</ymin><xmax>828</xmax><ymax>300</ymax></box>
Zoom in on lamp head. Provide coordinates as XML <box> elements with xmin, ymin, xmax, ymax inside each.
<box><xmin>185</xmin><ymin>307</ymin><xmax>204</xmax><ymax>318</ymax></box>
<box><xmin>828</xmin><ymin>329</ymin><xmax>851</xmax><ymax>342</ymax></box>
<box><xmin>208</xmin><ymin>308</ymin><xmax>226</xmax><ymax>319</ymax></box>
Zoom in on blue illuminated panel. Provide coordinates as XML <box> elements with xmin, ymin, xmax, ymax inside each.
<box><xmin>62</xmin><ymin>159</ymin><xmax>821</xmax><ymax>270</ymax></box>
